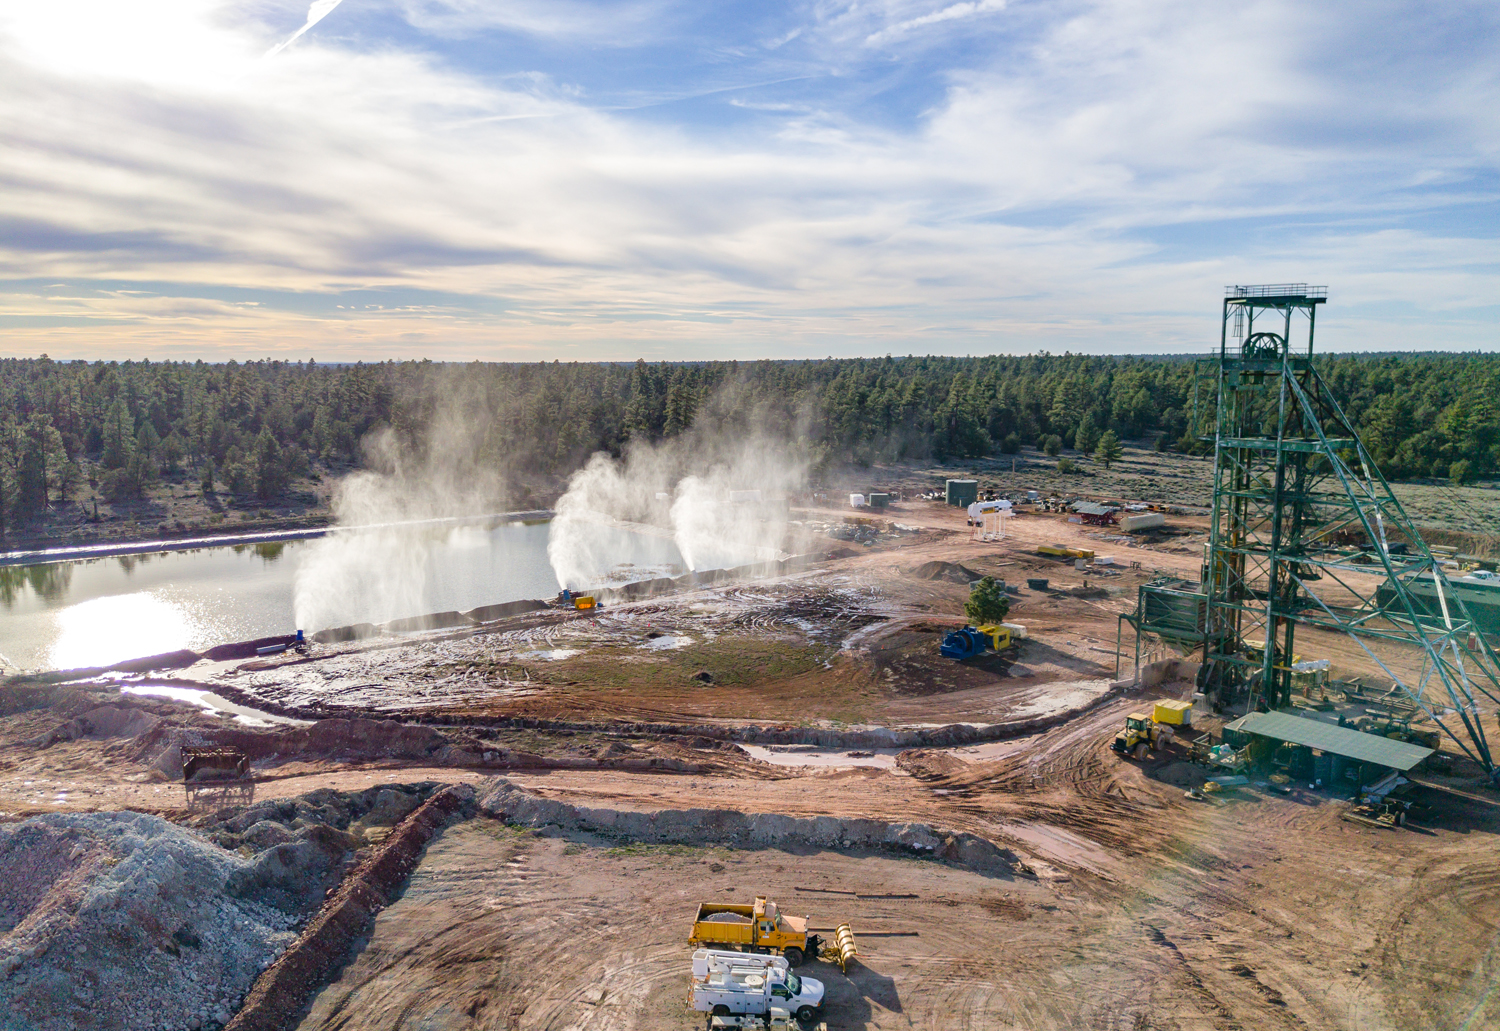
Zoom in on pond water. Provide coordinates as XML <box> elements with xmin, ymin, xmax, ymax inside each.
<box><xmin>0</xmin><ymin>521</ymin><xmax>686</xmax><ymax>672</ymax></box>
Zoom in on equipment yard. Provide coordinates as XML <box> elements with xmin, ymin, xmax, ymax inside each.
<box><xmin>3</xmin><ymin>494</ymin><xmax>1500</xmax><ymax>1030</ymax></box>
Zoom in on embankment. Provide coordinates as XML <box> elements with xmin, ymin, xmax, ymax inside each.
<box><xmin>476</xmin><ymin>777</ymin><xmax>1019</xmax><ymax>875</ymax></box>
<box><xmin>202</xmin><ymin>675</ymin><xmax>1132</xmax><ymax>752</ymax></box>
<box><xmin>224</xmin><ymin>784</ymin><xmax>475</xmax><ymax>1031</ymax></box>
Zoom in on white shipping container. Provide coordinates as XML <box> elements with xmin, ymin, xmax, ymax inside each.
<box><xmin>1120</xmin><ymin>512</ymin><xmax>1166</xmax><ymax>532</ymax></box>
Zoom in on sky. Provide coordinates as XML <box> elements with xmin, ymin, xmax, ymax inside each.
<box><xmin>1</xmin><ymin>0</ymin><xmax>1497</xmax><ymax>361</ymax></box>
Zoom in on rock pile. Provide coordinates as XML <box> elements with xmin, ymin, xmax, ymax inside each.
<box><xmin>0</xmin><ymin>784</ymin><xmax>440</xmax><ymax>1031</ymax></box>
<box><xmin>0</xmin><ymin>813</ymin><xmax>308</xmax><ymax>1031</ymax></box>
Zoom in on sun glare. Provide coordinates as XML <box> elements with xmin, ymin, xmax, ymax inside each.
<box><xmin>2</xmin><ymin>1</ymin><xmax>256</xmax><ymax>87</ymax></box>
<box><xmin>49</xmin><ymin>592</ymin><xmax>208</xmax><ymax>670</ymax></box>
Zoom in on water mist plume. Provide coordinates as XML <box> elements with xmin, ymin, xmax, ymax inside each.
<box><xmin>292</xmin><ymin>413</ymin><xmax>509</xmax><ymax>633</ymax></box>
<box><xmin>547</xmin><ymin>429</ymin><xmax>810</xmax><ymax>592</ymax></box>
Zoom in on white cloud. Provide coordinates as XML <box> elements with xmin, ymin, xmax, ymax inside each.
<box><xmin>0</xmin><ymin>0</ymin><xmax>1496</xmax><ymax>359</ymax></box>
<box><xmin>395</xmin><ymin>0</ymin><xmax>670</xmax><ymax>44</ymax></box>
<box><xmin>864</xmin><ymin>0</ymin><xmax>1007</xmax><ymax>46</ymax></box>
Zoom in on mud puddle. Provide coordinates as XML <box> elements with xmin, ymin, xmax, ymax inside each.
<box><xmin>121</xmin><ymin>684</ymin><xmax>308</xmax><ymax>726</ymax></box>
<box><xmin>740</xmin><ymin>744</ymin><xmax>901</xmax><ymax>769</ymax></box>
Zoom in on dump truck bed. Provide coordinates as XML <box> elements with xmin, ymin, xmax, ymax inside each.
<box><xmin>694</xmin><ymin>904</ymin><xmax>757</xmax><ymax>945</ymax></box>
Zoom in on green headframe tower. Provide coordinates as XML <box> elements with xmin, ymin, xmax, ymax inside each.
<box><xmin>1127</xmin><ymin>284</ymin><xmax>1500</xmax><ymax>778</ymax></box>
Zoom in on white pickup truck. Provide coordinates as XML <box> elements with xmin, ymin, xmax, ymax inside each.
<box><xmin>689</xmin><ymin>949</ymin><xmax>825</xmax><ymax>1024</ymax></box>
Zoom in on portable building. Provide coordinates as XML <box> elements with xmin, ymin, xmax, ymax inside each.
<box><xmin>946</xmin><ymin>479</ymin><xmax>979</xmax><ymax>507</ymax></box>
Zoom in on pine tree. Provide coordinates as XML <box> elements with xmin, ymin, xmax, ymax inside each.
<box><xmin>1074</xmin><ymin>413</ymin><xmax>1099</xmax><ymax>454</ymax></box>
<box><xmin>1094</xmin><ymin>429</ymin><xmax>1123</xmax><ymax>469</ymax></box>
<box><xmin>965</xmin><ymin>576</ymin><xmax>1011</xmax><ymax>625</ymax></box>
<box><xmin>101</xmin><ymin>399</ymin><xmax>133</xmax><ymax>469</ymax></box>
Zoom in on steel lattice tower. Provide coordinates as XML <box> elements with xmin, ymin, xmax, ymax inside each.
<box><xmin>1194</xmin><ymin>284</ymin><xmax>1499</xmax><ymax>777</ymax></box>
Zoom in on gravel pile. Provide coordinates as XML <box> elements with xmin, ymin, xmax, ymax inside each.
<box><xmin>0</xmin><ymin>811</ymin><xmax>344</xmax><ymax>1031</ymax></box>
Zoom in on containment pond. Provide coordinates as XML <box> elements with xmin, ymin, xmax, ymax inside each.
<box><xmin>0</xmin><ymin>521</ymin><xmax>685</xmax><ymax>672</ymax></box>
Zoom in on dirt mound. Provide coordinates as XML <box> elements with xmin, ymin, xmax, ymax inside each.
<box><xmin>0</xmin><ymin>812</ymin><xmax>325</xmax><ymax>1031</ymax></box>
<box><xmin>894</xmin><ymin>748</ymin><xmax>970</xmax><ymax>780</ymax></box>
<box><xmin>129</xmin><ymin>718</ymin><xmax>449</xmax><ymax>777</ymax></box>
<box><xmin>33</xmin><ymin>705</ymin><xmax>161</xmax><ymax>747</ymax></box>
<box><xmin>194</xmin><ymin>783</ymin><xmax>444</xmax><ymax>849</ymax></box>
<box><xmin>911</xmin><ymin>560</ymin><xmax>984</xmax><ymax>583</ymax></box>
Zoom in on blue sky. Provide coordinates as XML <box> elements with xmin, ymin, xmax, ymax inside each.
<box><xmin>1</xmin><ymin>1</ymin><xmax>1496</xmax><ymax>359</ymax></box>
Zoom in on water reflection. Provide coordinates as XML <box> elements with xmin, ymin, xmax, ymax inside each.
<box><xmin>49</xmin><ymin>593</ymin><xmax>208</xmax><ymax>670</ymax></box>
<box><xmin>0</xmin><ymin>563</ymin><xmax>75</xmax><ymax>607</ymax></box>
<box><xmin>0</xmin><ymin>521</ymin><xmax>618</xmax><ymax>672</ymax></box>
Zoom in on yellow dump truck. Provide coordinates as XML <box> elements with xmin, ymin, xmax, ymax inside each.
<box><xmin>691</xmin><ymin>897</ymin><xmax>812</xmax><ymax>967</ymax></box>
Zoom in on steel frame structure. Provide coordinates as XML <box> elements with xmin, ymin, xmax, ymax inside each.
<box><xmin>1189</xmin><ymin>285</ymin><xmax>1500</xmax><ymax>777</ymax></box>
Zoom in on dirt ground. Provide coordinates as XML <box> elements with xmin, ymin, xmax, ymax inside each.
<box><xmin>5</xmin><ymin>491</ymin><xmax>1500</xmax><ymax>1031</ymax></box>
<box><xmin>280</xmin><ymin>770</ymin><xmax>1500</xmax><ymax>1031</ymax></box>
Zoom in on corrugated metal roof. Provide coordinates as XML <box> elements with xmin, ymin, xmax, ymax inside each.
<box><xmin>1224</xmin><ymin>711</ymin><xmax>1433</xmax><ymax>771</ymax></box>
<box><xmin>1072</xmin><ymin>502</ymin><xmax>1115</xmax><ymax>516</ymax></box>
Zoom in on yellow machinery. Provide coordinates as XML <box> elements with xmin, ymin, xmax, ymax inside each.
<box><xmin>1112</xmin><ymin>712</ymin><xmax>1175</xmax><ymax>759</ymax></box>
<box><xmin>819</xmin><ymin>924</ymin><xmax>859</xmax><ymax>974</ymax></box>
<box><xmin>976</xmin><ymin>624</ymin><xmax>1011</xmax><ymax>650</ymax></box>
<box><xmin>573</xmin><ymin>595</ymin><xmax>596</xmax><ymax>610</ymax></box>
<box><xmin>1152</xmin><ymin>700</ymin><xmax>1193</xmax><ymax>726</ymax></box>
<box><xmin>691</xmin><ymin>896</ymin><xmax>812</xmax><ymax>966</ymax></box>
<box><xmin>1038</xmin><ymin>544</ymin><xmax>1095</xmax><ymax>560</ymax></box>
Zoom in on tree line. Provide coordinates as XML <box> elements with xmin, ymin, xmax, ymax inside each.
<box><xmin>1</xmin><ymin>351</ymin><xmax>1496</xmax><ymax>532</ymax></box>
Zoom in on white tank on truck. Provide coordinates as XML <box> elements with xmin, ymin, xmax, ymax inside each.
<box><xmin>689</xmin><ymin>949</ymin><xmax>825</xmax><ymax>1024</ymax></box>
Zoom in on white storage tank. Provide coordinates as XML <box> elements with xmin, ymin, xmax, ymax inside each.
<box><xmin>1120</xmin><ymin>512</ymin><xmax>1166</xmax><ymax>532</ymax></box>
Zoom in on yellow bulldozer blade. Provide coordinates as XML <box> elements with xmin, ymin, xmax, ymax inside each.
<box><xmin>816</xmin><ymin>923</ymin><xmax>859</xmax><ymax>974</ymax></box>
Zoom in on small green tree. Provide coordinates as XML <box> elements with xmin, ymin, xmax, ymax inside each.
<box><xmin>1449</xmin><ymin>459</ymin><xmax>1471</xmax><ymax>486</ymax></box>
<box><xmin>1094</xmin><ymin>429</ymin><xmax>1123</xmax><ymax>469</ymax></box>
<box><xmin>965</xmin><ymin>576</ymin><xmax>1011</xmax><ymax>625</ymax></box>
<box><xmin>1043</xmin><ymin>434</ymin><xmax>1063</xmax><ymax>457</ymax></box>
<box><xmin>1074</xmin><ymin>413</ymin><xmax>1099</xmax><ymax>454</ymax></box>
